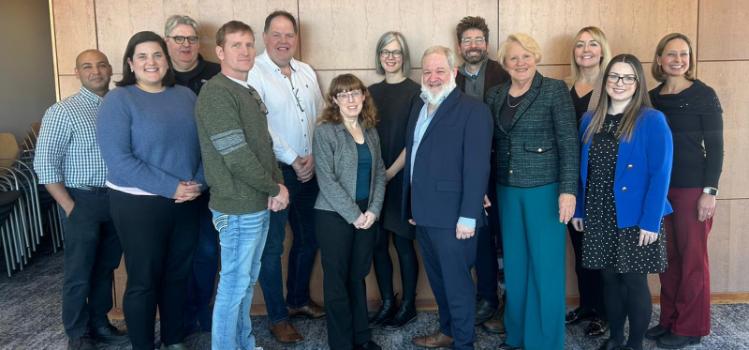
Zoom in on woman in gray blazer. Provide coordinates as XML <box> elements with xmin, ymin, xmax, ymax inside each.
<box><xmin>486</xmin><ymin>33</ymin><xmax>579</xmax><ymax>350</ymax></box>
<box><xmin>313</xmin><ymin>73</ymin><xmax>386</xmax><ymax>350</ymax></box>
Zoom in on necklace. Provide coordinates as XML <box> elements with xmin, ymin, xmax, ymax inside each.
<box><xmin>506</xmin><ymin>93</ymin><xmax>522</xmax><ymax>108</ymax></box>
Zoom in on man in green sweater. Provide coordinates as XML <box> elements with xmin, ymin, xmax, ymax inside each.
<box><xmin>194</xmin><ymin>20</ymin><xmax>288</xmax><ymax>350</ymax></box>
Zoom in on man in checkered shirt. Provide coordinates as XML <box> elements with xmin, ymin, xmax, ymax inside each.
<box><xmin>34</xmin><ymin>49</ymin><xmax>128</xmax><ymax>350</ymax></box>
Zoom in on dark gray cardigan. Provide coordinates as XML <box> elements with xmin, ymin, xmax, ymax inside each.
<box><xmin>313</xmin><ymin>122</ymin><xmax>386</xmax><ymax>223</ymax></box>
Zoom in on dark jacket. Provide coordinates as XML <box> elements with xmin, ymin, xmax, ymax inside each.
<box><xmin>456</xmin><ymin>58</ymin><xmax>510</xmax><ymax>98</ymax></box>
<box><xmin>575</xmin><ymin>108</ymin><xmax>673</xmax><ymax>233</ymax></box>
<box><xmin>402</xmin><ymin>88</ymin><xmax>493</xmax><ymax>229</ymax></box>
<box><xmin>174</xmin><ymin>55</ymin><xmax>221</xmax><ymax>95</ymax></box>
<box><xmin>486</xmin><ymin>72</ymin><xmax>579</xmax><ymax>195</ymax></box>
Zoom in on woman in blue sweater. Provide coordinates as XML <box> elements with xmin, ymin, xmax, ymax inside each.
<box><xmin>572</xmin><ymin>54</ymin><xmax>672</xmax><ymax>350</ymax></box>
<box><xmin>96</xmin><ymin>31</ymin><xmax>204</xmax><ymax>350</ymax></box>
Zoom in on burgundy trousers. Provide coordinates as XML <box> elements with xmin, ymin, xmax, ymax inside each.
<box><xmin>659</xmin><ymin>187</ymin><xmax>712</xmax><ymax>336</ymax></box>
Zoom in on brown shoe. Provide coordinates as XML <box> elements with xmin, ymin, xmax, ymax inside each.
<box><xmin>288</xmin><ymin>301</ymin><xmax>326</xmax><ymax>319</ymax></box>
<box><xmin>269</xmin><ymin>320</ymin><xmax>303</xmax><ymax>344</ymax></box>
<box><xmin>412</xmin><ymin>331</ymin><xmax>453</xmax><ymax>348</ymax></box>
<box><xmin>482</xmin><ymin>302</ymin><xmax>505</xmax><ymax>335</ymax></box>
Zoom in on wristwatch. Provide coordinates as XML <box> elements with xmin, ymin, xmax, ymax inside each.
<box><xmin>703</xmin><ymin>187</ymin><xmax>719</xmax><ymax>196</ymax></box>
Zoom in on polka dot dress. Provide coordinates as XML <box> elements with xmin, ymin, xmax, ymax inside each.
<box><xmin>582</xmin><ymin>114</ymin><xmax>667</xmax><ymax>274</ymax></box>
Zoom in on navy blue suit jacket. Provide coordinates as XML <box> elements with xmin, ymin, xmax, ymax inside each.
<box><xmin>402</xmin><ymin>88</ymin><xmax>493</xmax><ymax>229</ymax></box>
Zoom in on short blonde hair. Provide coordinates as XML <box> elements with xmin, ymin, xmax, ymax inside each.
<box><xmin>497</xmin><ymin>33</ymin><xmax>542</xmax><ymax>68</ymax></box>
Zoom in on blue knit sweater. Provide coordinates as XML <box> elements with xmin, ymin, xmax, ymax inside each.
<box><xmin>97</xmin><ymin>85</ymin><xmax>204</xmax><ymax>199</ymax></box>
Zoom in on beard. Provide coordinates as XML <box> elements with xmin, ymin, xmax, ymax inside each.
<box><xmin>462</xmin><ymin>49</ymin><xmax>488</xmax><ymax>64</ymax></box>
<box><xmin>421</xmin><ymin>76</ymin><xmax>457</xmax><ymax>105</ymax></box>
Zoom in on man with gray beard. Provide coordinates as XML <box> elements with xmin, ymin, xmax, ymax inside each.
<box><xmin>403</xmin><ymin>46</ymin><xmax>493</xmax><ymax>350</ymax></box>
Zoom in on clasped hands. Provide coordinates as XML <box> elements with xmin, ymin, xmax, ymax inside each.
<box><xmin>268</xmin><ymin>184</ymin><xmax>290</xmax><ymax>212</ymax></box>
<box><xmin>174</xmin><ymin>180</ymin><xmax>202</xmax><ymax>203</ymax></box>
<box><xmin>354</xmin><ymin>211</ymin><xmax>377</xmax><ymax>229</ymax></box>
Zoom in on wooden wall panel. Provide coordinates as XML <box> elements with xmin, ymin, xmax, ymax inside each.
<box><xmin>498</xmin><ymin>0</ymin><xmax>698</xmax><ymax>65</ymax></box>
<box><xmin>58</xmin><ymin>74</ymin><xmax>120</xmax><ymax>99</ymax></box>
<box><xmin>698</xmin><ymin>0</ymin><xmax>749</xmax><ymax>61</ymax></box>
<box><xmin>298</xmin><ymin>0</ymin><xmax>499</xmax><ymax>70</ymax></box>
<box><xmin>52</xmin><ymin>0</ymin><xmax>97</xmax><ymax>75</ymax></box>
<box><xmin>698</xmin><ymin>61</ymin><xmax>749</xmax><ymax>199</ymax></box>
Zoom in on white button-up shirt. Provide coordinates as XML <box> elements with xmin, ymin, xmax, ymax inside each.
<box><xmin>248</xmin><ymin>51</ymin><xmax>323</xmax><ymax>165</ymax></box>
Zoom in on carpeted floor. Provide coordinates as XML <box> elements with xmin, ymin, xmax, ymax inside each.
<box><xmin>1</xmin><ymin>252</ymin><xmax>748</xmax><ymax>350</ymax></box>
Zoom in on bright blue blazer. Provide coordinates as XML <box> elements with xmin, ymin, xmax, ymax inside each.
<box><xmin>574</xmin><ymin>107</ymin><xmax>673</xmax><ymax>233</ymax></box>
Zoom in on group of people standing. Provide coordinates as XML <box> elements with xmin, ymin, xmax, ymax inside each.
<box><xmin>32</xmin><ymin>10</ymin><xmax>722</xmax><ymax>350</ymax></box>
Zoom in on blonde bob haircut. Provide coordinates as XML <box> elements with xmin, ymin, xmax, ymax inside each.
<box><xmin>652</xmin><ymin>32</ymin><xmax>696</xmax><ymax>82</ymax></box>
<box><xmin>497</xmin><ymin>33</ymin><xmax>542</xmax><ymax>69</ymax></box>
<box><xmin>569</xmin><ymin>26</ymin><xmax>612</xmax><ymax>83</ymax></box>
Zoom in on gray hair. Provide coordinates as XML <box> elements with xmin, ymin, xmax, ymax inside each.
<box><xmin>374</xmin><ymin>31</ymin><xmax>412</xmax><ymax>76</ymax></box>
<box><xmin>421</xmin><ymin>46</ymin><xmax>456</xmax><ymax>70</ymax></box>
<box><xmin>164</xmin><ymin>15</ymin><xmax>199</xmax><ymax>37</ymax></box>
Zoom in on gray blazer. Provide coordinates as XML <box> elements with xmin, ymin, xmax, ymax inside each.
<box><xmin>313</xmin><ymin>122</ymin><xmax>386</xmax><ymax>223</ymax></box>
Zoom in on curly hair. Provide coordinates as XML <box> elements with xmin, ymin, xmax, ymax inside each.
<box><xmin>456</xmin><ymin>16</ymin><xmax>489</xmax><ymax>43</ymax></box>
<box><xmin>318</xmin><ymin>74</ymin><xmax>378</xmax><ymax>129</ymax></box>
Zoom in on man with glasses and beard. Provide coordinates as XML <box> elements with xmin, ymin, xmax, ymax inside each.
<box><xmin>405</xmin><ymin>46</ymin><xmax>492</xmax><ymax>350</ymax></box>
<box><xmin>455</xmin><ymin>16</ymin><xmax>509</xmax><ymax>335</ymax></box>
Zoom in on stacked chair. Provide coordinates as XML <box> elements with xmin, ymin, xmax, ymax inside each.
<box><xmin>0</xmin><ymin>130</ymin><xmax>65</xmax><ymax>277</ymax></box>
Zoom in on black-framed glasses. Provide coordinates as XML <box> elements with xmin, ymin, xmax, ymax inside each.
<box><xmin>606</xmin><ymin>74</ymin><xmax>637</xmax><ymax>85</ymax></box>
<box><xmin>168</xmin><ymin>35</ymin><xmax>199</xmax><ymax>45</ymax></box>
<box><xmin>380</xmin><ymin>50</ymin><xmax>403</xmax><ymax>58</ymax></box>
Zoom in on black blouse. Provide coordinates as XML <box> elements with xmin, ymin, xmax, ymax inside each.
<box><xmin>649</xmin><ymin>80</ymin><xmax>723</xmax><ymax>189</ymax></box>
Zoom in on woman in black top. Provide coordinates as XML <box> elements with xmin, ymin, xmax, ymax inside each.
<box><xmin>367</xmin><ymin>31</ymin><xmax>421</xmax><ymax>329</ymax></box>
<box><xmin>564</xmin><ymin>26</ymin><xmax>611</xmax><ymax>337</ymax></box>
<box><xmin>646</xmin><ymin>33</ymin><xmax>724</xmax><ymax>349</ymax></box>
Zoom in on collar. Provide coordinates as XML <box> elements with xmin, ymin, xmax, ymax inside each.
<box><xmin>224</xmin><ymin>74</ymin><xmax>250</xmax><ymax>88</ymax></box>
<box><xmin>461</xmin><ymin>58</ymin><xmax>488</xmax><ymax>78</ymax></box>
<box><xmin>79</xmin><ymin>86</ymin><xmax>104</xmax><ymax>103</ymax></box>
<box><xmin>259</xmin><ymin>50</ymin><xmax>299</xmax><ymax>73</ymax></box>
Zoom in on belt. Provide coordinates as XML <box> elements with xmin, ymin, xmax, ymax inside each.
<box><xmin>73</xmin><ymin>186</ymin><xmax>109</xmax><ymax>194</ymax></box>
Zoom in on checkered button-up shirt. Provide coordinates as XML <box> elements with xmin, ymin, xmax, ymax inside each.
<box><xmin>34</xmin><ymin>87</ymin><xmax>107</xmax><ymax>188</ymax></box>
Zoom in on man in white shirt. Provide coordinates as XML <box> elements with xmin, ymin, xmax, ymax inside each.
<box><xmin>247</xmin><ymin>10</ymin><xmax>325</xmax><ymax>344</ymax></box>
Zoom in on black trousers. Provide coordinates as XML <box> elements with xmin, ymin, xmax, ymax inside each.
<box><xmin>568</xmin><ymin>223</ymin><xmax>605</xmax><ymax>316</ymax></box>
<box><xmin>62</xmin><ymin>188</ymin><xmax>121</xmax><ymax>338</ymax></box>
<box><xmin>315</xmin><ymin>200</ymin><xmax>376</xmax><ymax>350</ymax></box>
<box><xmin>601</xmin><ymin>271</ymin><xmax>652</xmax><ymax>350</ymax></box>
<box><xmin>371</xmin><ymin>228</ymin><xmax>418</xmax><ymax>302</ymax></box>
<box><xmin>109</xmin><ymin>190</ymin><xmax>199</xmax><ymax>350</ymax></box>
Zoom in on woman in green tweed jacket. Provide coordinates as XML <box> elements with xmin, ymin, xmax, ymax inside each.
<box><xmin>486</xmin><ymin>33</ymin><xmax>579</xmax><ymax>350</ymax></box>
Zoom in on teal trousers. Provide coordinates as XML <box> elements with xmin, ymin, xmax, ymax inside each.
<box><xmin>498</xmin><ymin>183</ymin><xmax>566</xmax><ymax>350</ymax></box>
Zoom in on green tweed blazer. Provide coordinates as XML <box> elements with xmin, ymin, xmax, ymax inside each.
<box><xmin>486</xmin><ymin>72</ymin><xmax>579</xmax><ymax>195</ymax></box>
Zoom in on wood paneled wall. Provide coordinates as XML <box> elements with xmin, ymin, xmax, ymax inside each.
<box><xmin>49</xmin><ymin>0</ymin><xmax>749</xmax><ymax>309</ymax></box>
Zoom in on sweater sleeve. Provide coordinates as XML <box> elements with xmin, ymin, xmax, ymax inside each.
<box><xmin>96</xmin><ymin>90</ymin><xmax>181</xmax><ymax>198</ymax></box>
<box><xmin>550</xmin><ymin>79</ymin><xmax>580</xmax><ymax>195</ymax></box>
<box><xmin>367</xmin><ymin>129</ymin><xmax>387</xmax><ymax>218</ymax></box>
<box><xmin>195</xmin><ymin>85</ymin><xmax>280</xmax><ymax>197</ymax></box>
<box><xmin>701</xmin><ymin>89</ymin><xmax>724</xmax><ymax>188</ymax></box>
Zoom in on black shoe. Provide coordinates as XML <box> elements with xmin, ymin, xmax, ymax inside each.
<box><xmin>645</xmin><ymin>325</ymin><xmax>670</xmax><ymax>340</ymax></box>
<box><xmin>585</xmin><ymin>318</ymin><xmax>608</xmax><ymax>338</ymax></box>
<box><xmin>369</xmin><ymin>298</ymin><xmax>397</xmax><ymax>326</ymax></box>
<box><xmin>384</xmin><ymin>299</ymin><xmax>417</xmax><ymax>329</ymax></box>
<box><xmin>355</xmin><ymin>340</ymin><xmax>382</xmax><ymax>350</ymax></box>
<box><xmin>90</xmin><ymin>323</ymin><xmax>129</xmax><ymax>345</ymax></box>
<box><xmin>475</xmin><ymin>298</ymin><xmax>497</xmax><ymax>325</ymax></box>
<box><xmin>68</xmin><ymin>337</ymin><xmax>96</xmax><ymax>350</ymax></box>
<box><xmin>597</xmin><ymin>338</ymin><xmax>623</xmax><ymax>350</ymax></box>
<box><xmin>566</xmin><ymin>306</ymin><xmax>595</xmax><ymax>325</ymax></box>
<box><xmin>656</xmin><ymin>332</ymin><xmax>701</xmax><ymax>349</ymax></box>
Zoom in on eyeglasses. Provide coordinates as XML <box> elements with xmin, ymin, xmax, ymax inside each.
<box><xmin>168</xmin><ymin>35</ymin><xmax>199</xmax><ymax>45</ymax></box>
<box><xmin>336</xmin><ymin>90</ymin><xmax>363</xmax><ymax>101</ymax></box>
<box><xmin>606</xmin><ymin>74</ymin><xmax>637</xmax><ymax>85</ymax></box>
<box><xmin>380</xmin><ymin>50</ymin><xmax>403</xmax><ymax>58</ymax></box>
<box><xmin>460</xmin><ymin>37</ymin><xmax>486</xmax><ymax>46</ymax></box>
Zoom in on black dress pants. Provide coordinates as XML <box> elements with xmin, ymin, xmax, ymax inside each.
<box><xmin>109</xmin><ymin>190</ymin><xmax>199</xmax><ymax>350</ymax></box>
<box><xmin>315</xmin><ymin>200</ymin><xmax>376</xmax><ymax>350</ymax></box>
<box><xmin>62</xmin><ymin>188</ymin><xmax>121</xmax><ymax>338</ymax></box>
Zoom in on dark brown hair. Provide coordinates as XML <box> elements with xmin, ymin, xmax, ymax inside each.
<box><xmin>456</xmin><ymin>16</ymin><xmax>489</xmax><ymax>43</ymax></box>
<box><xmin>264</xmin><ymin>10</ymin><xmax>298</xmax><ymax>33</ymax></box>
<box><xmin>117</xmin><ymin>31</ymin><xmax>175</xmax><ymax>87</ymax></box>
<box><xmin>652</xmin><ymin>32</ymin><xmax>696</xmax><ymax>82</ymax></box>
<box><xmin>584</xmin><ymin>54</ymin><xmax>652</xmax><ymax>143</ymax></box>
<box><xmin>318</xmin><ymin>74</ymin><xmax>378</xmax><ymax>129</ymax></box>
<box><xmin>216</xmin><ymin>20</ymin><xmax>254</xmax><ymax>47</ymax></box>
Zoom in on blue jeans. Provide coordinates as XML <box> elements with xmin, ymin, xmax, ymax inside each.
<box><xmin>258</xmin><ymin>165</ymin><xmax>319</xmax><ymax>323</ymax></box>
<box><xmin>210</xmin><ymin>209</ymin><xmax>269</xmax><ymax>350</ymax></box>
